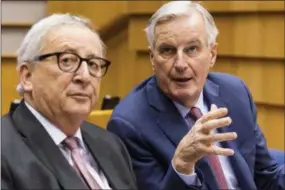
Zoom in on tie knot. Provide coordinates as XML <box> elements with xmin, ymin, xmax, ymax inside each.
<box><xmin>63</xmin><ymin>137</ymin><xmax>79</xmax><ymax>150</ymax></box>
<box><xmin>189</xmin><ymin>107</ymin><xmax>203</xmax><ymax>121</ymax></box>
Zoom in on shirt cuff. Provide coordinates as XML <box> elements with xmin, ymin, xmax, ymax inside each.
<box><xmin>171</xmin><ymin>160</ymin><xmax>201</xmax><ymax>186</ymax></box>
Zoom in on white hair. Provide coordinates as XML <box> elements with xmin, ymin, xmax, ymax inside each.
<box><xmin>145</xmin><ymin>1</ymin><xmax>219</xmax><ymax>49</ymax></box>
<box><xmin>16</xmin><ymin>13</ymin><xmax>105</xmax><ymax>95</ymax></box>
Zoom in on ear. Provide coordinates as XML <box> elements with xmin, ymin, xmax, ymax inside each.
<box><xmin>19</xmin><ymin>63</ymin><xmax>33</xmax><ymax>92</ymax></box>
<box><xmin>209</xmin><ymin>43</ymin><xmax>217</xmax><ymax>68</ymax></box>
<box><xmin>148</xmin><ymin>46</ymin><xmax>155</xmax><ymax>72</ymax></box>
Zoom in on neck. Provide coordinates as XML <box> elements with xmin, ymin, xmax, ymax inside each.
<box><xmin>24</xmin><ymin>96</ymin><xmax>84</xmax><ymax>136</ymax></box>
<box><xmin>55</xmin><ymin>118</ymin><xmax>83</xmax><ymax>136</ymax></box>
<box><xmin>174</xmin><ymin>95</ymin><xmax>200</xmax><ymax>108</ymax></box>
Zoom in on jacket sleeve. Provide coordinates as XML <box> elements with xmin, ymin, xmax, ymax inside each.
<box><xmin>107</xmin><ymin>116</ymin><xmax>205</xmax><ymax>190</ymax></box>
<box><xmin>1</xmin><ymin>156</ymin><xmax>15</xmax><ymax>190</ymax></box>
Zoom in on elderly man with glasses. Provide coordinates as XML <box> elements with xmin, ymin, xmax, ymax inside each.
<box><xmin>1</xmin><ymin>14</ymin><xmax>137</xmax><ymax>190</ymax></box>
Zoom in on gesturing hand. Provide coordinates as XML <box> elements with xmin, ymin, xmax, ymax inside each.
<box><xmin>173</xmin><ymin>104</ymin><xmax>237</xmax><ymax>174</ymax></box>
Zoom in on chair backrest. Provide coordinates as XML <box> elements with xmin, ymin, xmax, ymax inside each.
<box><xmin>87</xmin><ymin>110</ymin><xmax>113</xmax><ymax>129</ymax></box>
<box><xmin>101</xmin><ymin>95</ymin><xmax>120</xmax><ymax>110</ymax></box>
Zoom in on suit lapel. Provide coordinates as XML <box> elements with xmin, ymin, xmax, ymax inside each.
<box><xmin>82</xmin><ymin>129</ymin><xmax>125</xmax><ymax>189</ymax></box>
<box><xmin>203</xmin><ymin>80</ymin><xmax>237</xmax><ymax>140</ymax></box>
<box><xmin>157</xmin><ymin>104</ymin><xmax>189</xmax><ymax>146</ymax></box>
<box><xmin>147</xmin><ymin>77</ymin><xmax>189</xmax><ymax>146</ymax></box>
<box><xmin>12</xmin><ymin>102</ymin><xmax>87</xmax><ymax>189</ymax></box>
<box><xmin>204</xmin><ymin>79</ymin><xmax>256</xmax><ymax>189</ymax></box>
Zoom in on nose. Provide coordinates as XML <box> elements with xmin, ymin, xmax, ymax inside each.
<box><xmin>73</xmin><ymin>61</ymin><xmax>92</xmax><ymax>85</ymax></box>
<box><xmin>174</xmin><ymin>50</ymin><xmax>188</xmax><ymax>72</ymax></box>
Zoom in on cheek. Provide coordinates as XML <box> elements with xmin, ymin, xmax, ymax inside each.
<box><xmin>153</xmin><ymin>55</ymin><xmax>173</xmax><ymax>76</ymax></box>
<box><xmin>31</xmin><ymin>68</ymin><xmax>56</xmax><ymax>93</ymax></box>
<box><xmin>33</xmin><ymin>71</ymin><xmax>70</xmax><ymax>100</ymax></box>
<box><xmin>153</xmin><ymin>61</ymin><xmax>175</xmax><ymax>94</ymax></box>
<box><xmin>91</xmin><ymin>79</ymin><xmax>101</xmax><ymax>100</ymax></box>
<box><xmin>191</xmin><ymin>56</ymin><xmax>211</xmax><ymax>77</ymax></box>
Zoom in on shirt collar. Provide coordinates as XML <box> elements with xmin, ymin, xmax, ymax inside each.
<box><xmin>173</xmin><ymin>91</ymin><xmax>204</xmax><ymax>118</ymax></box>
<box><xmin>24</xmin><ymin>101</ymin><xmax>84</xmax><ymax>148</ymax></box>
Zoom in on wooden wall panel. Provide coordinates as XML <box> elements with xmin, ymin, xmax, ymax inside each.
<box><xmin>230</xmin><ymin>13</ymin><xmax>284</xmax><ymax>58</ymax></box>
<box><xmin>134</xmin><ymin>52</ymin><xmax>153</xmax><ymax>85</ymax></box>
<box><xmin>129</xmin><ymin>13</ymin><xmax>284</xmax><ymax>59</ymax></box>
<box><xmin>212</xmin><ymin>57</ymin><xmax>284</xmax><ymax>106</ymax></box>
<box><xmin>1</xmin><ymin>57</ymin><xmax>21</xmax><ymax>114</ymax></box>
<box><xmin>257</xmin><ymin>104</ymin><xmax>284</xmax><ymax>150</ymax></box>
<box><xmin>97</xmin><ymin>28</ymin><xmax>137</xmax><ymax>110</ymax></box>
<box><xmin>127</xmin><ymin>1</ymin><xmax>284</xmax><ymax>15</ymax></box>
<box><xmin>47</xmin><ymin>1</ymin><xmax>127</xmax><ymax>30</ymax></box>
<box><xmin>202</xmin><ymin>1</ymin><xmax>284</xmax><ymax>12</ymax></box>
<box><xmin>127</xmin><ymin>1</ymin><xmax>168</xmax><ymax>14</ymax></box>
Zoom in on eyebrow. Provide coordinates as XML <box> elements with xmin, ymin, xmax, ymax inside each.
<box><xmin>61</xmin><ymin>47</ymin><xmax>77</xmax><ymax>53</ymax></box>
<box><xmin>186</xmin><ymin>39</ymin><xmax>202</xmax><ymax>45</ymax></box>
<box><xmin>158</xmin><ymin>39</ymin><xmax>202</xmax><ymax>47</ymax></box>
<box><xmin>158</xmin><ymin>43</ymin><xmax>176</xmax><ymax>47</ymax></box>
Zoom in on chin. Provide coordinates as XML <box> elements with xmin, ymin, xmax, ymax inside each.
<box><xmin>170</xmin><ymin>87</ymin><xmax>199</xmax><ymax>104</ymax></box>
<box><xmin>67</xmin><ymin>108</ymin><xmax>91</xmax><ymax>118</ymax></box>
<box><xmin>64</xmin><ymin>103</ymin><xmax>92</xmax><ymax>117</ymax></box>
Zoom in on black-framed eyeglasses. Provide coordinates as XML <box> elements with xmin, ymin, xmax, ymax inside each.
<box><xmin>34</xmin><ymin>52</ymin><xmax>111</xmax><ymax>78</ymax></box>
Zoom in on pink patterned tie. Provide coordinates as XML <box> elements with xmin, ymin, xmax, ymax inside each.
<box><xmin>189</xmin><ymin>107</ymin><xmax>229</xmax><ymax>189</ymax></box>
<box><xmin>64</xmin><ymin>137</ymin><xmax>101</xmax><ymax>190</ymax></box>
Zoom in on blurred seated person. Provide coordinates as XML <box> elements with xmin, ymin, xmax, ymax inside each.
<box><xmin>107</xmin><ymin>1</ymin><xmax>285</xmax><ymax>190</ymax></box>
<box><xmin>1</xmin><ymin>14</ymin><xmax>137</xmax><ymax>190</ymax></box>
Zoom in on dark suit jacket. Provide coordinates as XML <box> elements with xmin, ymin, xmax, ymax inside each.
<box><xmin>107</xmin><ymin>73</ymin><xmax>285</xmax><ymax>190</ymax></box>
<box><xmin>1</xmin><ymin>101</ymin><xmax>137</xmax><ymax>190</ymax></box>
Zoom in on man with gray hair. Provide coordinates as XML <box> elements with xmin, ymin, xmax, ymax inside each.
<box><xmin>1</xmin><ymin>14</ymin><xmax>137</xmax><ymax>190</ymax></box>
<box><xmin>107</xmin><ymin>1</ymin><xmax>285</xmax><ymax>190</ymax></box>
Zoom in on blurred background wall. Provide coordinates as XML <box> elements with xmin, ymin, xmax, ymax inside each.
<box><xmin>1</xmin><ymin>1</ymin><xmax>284</xmax><ymax>149</ymax></box>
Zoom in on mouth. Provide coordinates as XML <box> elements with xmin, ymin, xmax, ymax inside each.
<box><xmin>68</xmin><ymin>93</ymin><xmax>90</xmax><ymax>99</ymax></box>
<box><xmin>172</xmin><ymin>77</ymin><xmax>193</xmax><ymax>83</ymax></box>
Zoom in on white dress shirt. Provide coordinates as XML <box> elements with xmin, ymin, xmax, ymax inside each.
<box><xmin>172</xmin><ymin>92</ymin><xmax>238</xmax><ymax>189</ymax></box>
<box><xmin>25</xmin><ymin>102</ymin><xmax>111</xmax><ymax>189</ymax></box>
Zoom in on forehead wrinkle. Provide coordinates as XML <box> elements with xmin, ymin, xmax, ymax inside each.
<box><xmin>40</xmin><ymin>27</ymin><xmax>102</xmax><ymax>57</ymax></box>
<box><xmin>155</xmin><ymin>29</ymin><xmax>177</xmax><ymax>46</ymax></box>
<box><xmin>154</xmin><ymin>13</ymin><xmax>207</xmax><ymax>47</ymax></box>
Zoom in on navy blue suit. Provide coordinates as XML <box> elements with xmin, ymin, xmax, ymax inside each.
<box><xmin>107</xmin><ymin>73</ymin><xmax>284</xmax><ymax>190</ymax></box>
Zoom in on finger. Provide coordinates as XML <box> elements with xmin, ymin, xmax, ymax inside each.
<box><xmin>210</xmin><ymin>104</ymin><xmax>218</xmax><ymax>111</ymax></box>
<box><xmin>202</xmin><ymin>132</ymin><xmax>237</xmax><ymax>144</ymax></box>
<box><xmin>212</xmin><ymin>146</ymin><xmax>235</xmax><ymax>156</ymax></box>
<box><xmin>199</xmin><ymin>108</ymin><xmax>228</xmax><ymax>123</ymax></box>
<box><xmin>202</xmin><ymin>117</ymin><xmax>232</xmax><ymax>132</ymax></box>
<box><xmin>205</xmin><ymin>146</ymin><xmax>235</xmax><ymax>156</ymax></box>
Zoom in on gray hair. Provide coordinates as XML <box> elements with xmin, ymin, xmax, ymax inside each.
<box><xmin>16</xmin><ymin>13</ymin><xmax>105</xmax><ymax>95</ymax></box>
<box><xmin>145</xmin><ymin>1</ymin><xmax>219</xmax><ymax>49</ymax></box>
